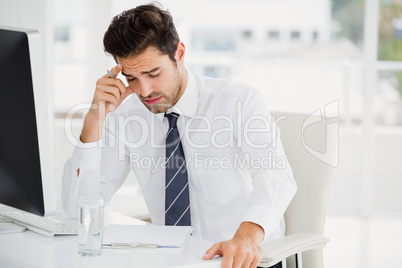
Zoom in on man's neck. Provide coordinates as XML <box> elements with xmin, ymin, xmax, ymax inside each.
<box><xmin>172</xmin><ymin>68</ymin><xmax>188</xmax><ymax>107</ymax></box>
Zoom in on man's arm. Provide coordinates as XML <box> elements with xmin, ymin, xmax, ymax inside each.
<box><xmin>61</xmin><ymin>64</ymin><xmax>134</xmax><ymax>217</ymax></box>
<box><xmin>203</xmin><ymin>222</ymin><xmax>264</xmax><ymax>268</ymax></box>
<box><xmin>202</xmin><ymin>87</ymin><xmax>296</xmax><ymax>267</ymax></box>
<box><xmin>81</xmin><ymin>64</ymin><xmax>133</xmax><ymax>143</ymax></box>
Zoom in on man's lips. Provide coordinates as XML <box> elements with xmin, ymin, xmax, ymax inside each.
<box><xmin>144</xmin><ymin>96</ymin><xmax>162</xmax><ymax>104</ymax></box>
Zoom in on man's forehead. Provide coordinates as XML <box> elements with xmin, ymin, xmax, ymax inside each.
<box><xmin>117</xmin><ymin>47</ymin><xmax>164</xmax><ymax>62</ymax></box>
<box><xmin>117</xmin><ymin>48</ymin><xmax>167</xmax><ymax>75</ymax></box>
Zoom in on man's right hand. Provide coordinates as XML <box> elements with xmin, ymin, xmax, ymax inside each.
<box><xmin>80</xmin><ymin>64</ymin><xmax>134</xmax><ymax>143</ymax></box>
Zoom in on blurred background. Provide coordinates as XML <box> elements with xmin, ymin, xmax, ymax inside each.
<box><xmin>1</xmin><ymin>0</ymin><xmax>401</xmax><ymax>267</ymax></box>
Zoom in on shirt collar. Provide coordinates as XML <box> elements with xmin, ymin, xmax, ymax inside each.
<box><xmin>156</xmin><ymin>70</ymin><xmax>199</xmax><ymax>121</ymax></box>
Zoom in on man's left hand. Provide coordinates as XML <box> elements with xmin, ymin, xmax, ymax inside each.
<box><xmin>202</xmin><ymin>222</ymin><xmax>264</xmax><ymax>268</ymax></box>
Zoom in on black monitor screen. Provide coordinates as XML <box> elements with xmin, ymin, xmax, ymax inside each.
<box><xmin>0</xmin><ymin>29</ymin><xmax>44</xmax><ymax>216</ymax></box>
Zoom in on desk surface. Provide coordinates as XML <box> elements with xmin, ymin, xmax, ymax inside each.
<box><xmin>0</xmin><ymin>209</ymin><xmax>222</xmax><ymax>268</ymax></box>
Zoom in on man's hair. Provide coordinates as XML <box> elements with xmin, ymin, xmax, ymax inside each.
<box><xmin>103</xmin><ymin>3</ymin><xmax>179</xmax><ymax>62</ymax></box>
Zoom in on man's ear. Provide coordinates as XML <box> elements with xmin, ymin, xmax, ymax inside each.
<box><xmin>175</xmin><ymin>41</ymin><xmax>185</xmax><ymax>63</ymax></box>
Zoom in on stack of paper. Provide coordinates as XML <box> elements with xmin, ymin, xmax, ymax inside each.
<box><xmin>102</xmin><ymin>224</ymin><xmax>193</xmax><ymax>248</ymax></box>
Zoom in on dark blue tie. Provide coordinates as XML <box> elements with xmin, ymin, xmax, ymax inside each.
<box><xmin>164</xmin><ymin>112</ymin><xmax>191</xmax><ymax>226</ymax></box>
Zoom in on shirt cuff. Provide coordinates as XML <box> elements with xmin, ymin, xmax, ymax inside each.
<box><xmin>70</xmin><ymin>140</ymin><xmax>101</xmax><ymax>172</ymax></box>
<box><xmin>242</xmin><ymin>204</ymin><xmax>279</xmax><ymax>242</ymax></box>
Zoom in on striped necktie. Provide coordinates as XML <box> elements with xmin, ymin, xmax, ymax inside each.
<box><xmin>164</xmin><ymin>112</ymin><xmax>191</xmax><ymax>226</ymax></box>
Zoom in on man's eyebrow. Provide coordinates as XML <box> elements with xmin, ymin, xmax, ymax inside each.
<box><xmin>121</xmin><ymin>71</ymin><xmax>133</xmax><ymax>77</ymax></box>
<box><xmin>141</xmin><ymin>67</ymin><xmax>160</xmax><ymax>75</ymax></box>
<box><xmin>121</xmin><ymin>67</ymin><xmax>161</xmax><ymax>77</ymax></box>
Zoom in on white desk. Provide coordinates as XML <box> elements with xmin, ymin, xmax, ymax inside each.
<box><xmin>0</xmin><ymin>210</ymin><xmax>222</xmax><ymax>268</ymax></box>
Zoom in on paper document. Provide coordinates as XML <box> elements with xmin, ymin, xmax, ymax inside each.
<box><xmin>103</xmin><ymin>224</ymin><xmax>193</xmax><ymax>248</ymax></box>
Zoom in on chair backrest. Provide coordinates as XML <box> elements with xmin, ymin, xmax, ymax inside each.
<box><xmin>271</xmin><ymin>111</ymin><xmax>337</xmax><ymax>268</ymax></box>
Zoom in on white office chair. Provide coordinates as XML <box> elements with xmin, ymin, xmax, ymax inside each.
<box><xmin>259</xmin><ymin>111</ymin><xmax>338</xmax><ymax>268</ymax></box>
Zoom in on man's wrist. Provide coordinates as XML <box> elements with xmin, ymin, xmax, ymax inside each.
<box><xmin>233</xmin><ymin>221</ymin><xmax>265</xmax><ymax>244</ymax></box>
<box><xmin>80</xmin><ymin>111</ymin><xmax>105</xmax><ymax>143</ymax></box>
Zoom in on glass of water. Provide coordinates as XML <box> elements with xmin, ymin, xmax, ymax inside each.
<box><xmin>78</xmin><ymin>196</ymin><xmax>104</xmax><ymax>256</ymax></box>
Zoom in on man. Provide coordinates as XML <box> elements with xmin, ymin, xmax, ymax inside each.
<box><xmin>62</xmin><ymin>3</ymin><xmax>296</xmax><ymax>268</ymax></box>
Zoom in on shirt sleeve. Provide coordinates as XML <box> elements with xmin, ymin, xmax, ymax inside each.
<box><xmin>61</xmin><ymin>119</ymin><xmax>131</xmax><ymax>218</ymax></box>
<box><xmin>236</xmin><ymin>88</ymin><xmax>297</xmax><ymax>241</ymax></box>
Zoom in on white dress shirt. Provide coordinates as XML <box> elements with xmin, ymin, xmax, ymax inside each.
<box><xmin>62</xmin><ymin>71</ymin><xmax>296</xmax><ymax>243</ymax></box>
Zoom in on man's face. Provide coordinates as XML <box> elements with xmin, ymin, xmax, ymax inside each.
<box><xmin>117</xmin><ymin>46</ymin><xmax>186</xmax><ymax>114</ymax></box>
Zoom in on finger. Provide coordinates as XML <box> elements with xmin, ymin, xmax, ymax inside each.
<box><xmin>250</xmin><ymin>250</ymin><xmax>263</xmax><ymax>268</ymax></box>
<box><xmin>221</xmin><ymin>253</ymin><xmax>234</xmax><ymax>268</ymax></box>
<box><xmin>202</xmin><ymin>243</ymin><xmax>221</xmax><ymax>260</ymax></box>
<box><xmin>240</xmin><ymin>254</ymin><xmax>253</xmax><ymax>268</ymax></box>
<box><xmin>98</xmin><ymin>91</ymin><xmax>119</xmax><ymax>107</ymax></box>
<box><xmin>250</xmin><ymin>258</ymin><xmax>261</xmax><ymax>268</ymax></box>
<box><xmin>118</xmin><ymin>86</ymin><xmax>135</xmax><ymax>104</ymax></box>
<box><xmin>232</xmin><ymin>249</ymin><xmax>246</xmax><ymax>268</ymax></box>
<box><xmin>106</xmin><ymin>102</ymin><xmax>117</xmax><ymax>112</ymax></box>
<box><xmin>97</xmin><ymin>84</ymin><xmax>121</xmax><ymax>101</ymax></box>
<box><xmin>102</xmin><ymin>76</ymin><xmax>128</xmax><ymax>96</ymax></box>
<box><xmin>102</xmin><ymin>64</ymin><xmax>122</xmax><ymax>79</ymax></box>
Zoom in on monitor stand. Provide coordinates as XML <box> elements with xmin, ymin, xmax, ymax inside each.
<box><xmin>0</xmin><ymin>217</ymin><xmax>26</xmax><ymax>234</ymax></box>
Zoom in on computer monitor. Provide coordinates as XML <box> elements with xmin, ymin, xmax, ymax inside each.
<box><xmin>0</xmin><ymin>26</ymin><xmax>56</xmax><ymax>220</ymax></box>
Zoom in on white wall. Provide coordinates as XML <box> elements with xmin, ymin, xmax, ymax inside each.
<box><xmin>0</xmin><ymin>0</ymin><xmax>53</xmax><ymax>108</ymax></box>
<box><xmin>329</xmin><ymin>127</ymin><xmax>402</xmax><ymax>213</ymax></box>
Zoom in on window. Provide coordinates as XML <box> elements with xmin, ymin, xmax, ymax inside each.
<box><xmin>191</xmin><ymin>29</ymin><xmax>236</xmax><ymax>52</ymax></box>
<box><xmin>242</xmin><ymin>29</ymin><xmax>252</xmax><ymax>39</ymax></box>
<box><xmin>312</xmin><ymin>30</ymin><xmax>319</xmax><ymax>41</ymax></box>
<box><xmin>54</xmin><ymin>26</ymin><xmax>70</xmax><ymax>42</ymax></box>
<box><xmin>376</xmin><ymin>0</ymin><xmax>402</xmax><ymax>126</ymax></box>
<box><xmin>268</xmin><ymin>30</ymin><xmax>280</xmax><ymax>40</ymax></box>
<box><xmin>378</xmin><ymin>0</ymin><xmax>402</xmax><ymax>61</ymax></box>
<box><xmin>204</xmin><ymin>66</ymin><xmax>218</xmax><ymax>77</ymax></box>
<box><xmin>290</xmin><ymin>30</ymin><xmax>301</xmax><ymax>40</ymax></box>
<box><xmin>203</xmin><ymin>38</ymin><xmax>236</xmax><ymax>51</ymax></box>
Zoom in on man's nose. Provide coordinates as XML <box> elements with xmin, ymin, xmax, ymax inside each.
<box><xmin>139</xmin><ymin>80</ymin><xmax>152</xmax><ymax>97</ymax></box>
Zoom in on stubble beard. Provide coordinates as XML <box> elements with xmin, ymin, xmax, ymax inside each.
<box><xmin>145</xmin><ymin>68</ymin><xmax>183</xmax><ymax>114</ymax></box>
